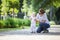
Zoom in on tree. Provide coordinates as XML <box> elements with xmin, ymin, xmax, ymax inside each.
<box><xmin>19</xmin><ymin>0</ymin><xmax>23</xmax><ymax>12</ymax></box>
<box><xmin>1</xmin><ymin>0</ymin><xmax>9</xmax><ymax>13</ymax></box>
<box><xmin>22</xmin><ymin>0</ymin><xmax>29</xmax><ymax>15</ymax></box>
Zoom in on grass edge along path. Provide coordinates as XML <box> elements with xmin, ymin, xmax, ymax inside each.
<box><xmin>0</xmin><ymin>26</ymin><xmax>30</xmax><ymax>32</ymax></box>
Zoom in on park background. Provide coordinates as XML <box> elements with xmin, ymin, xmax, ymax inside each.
<box><xmin>0</xmin><ymin>0</ymin><xmax>60</xmax><ymax>31</ymax></box>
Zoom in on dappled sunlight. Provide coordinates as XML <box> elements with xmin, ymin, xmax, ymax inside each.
<box><xmin>53</xmin><ymin>1</ymin><xmax>60</xmax><ymax>8</ymax></box>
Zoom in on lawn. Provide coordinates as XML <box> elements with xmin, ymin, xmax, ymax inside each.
<box><xmin>0</xmin><ymin>26</ymin><xmax>30</xmax><ymax>32</ymax></box>
<box><xmin>0</xmin><ymin>28</ymin><xmax>20</xmax><ymax>32</ymax></box>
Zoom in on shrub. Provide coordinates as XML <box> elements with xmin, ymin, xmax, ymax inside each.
<box><xmin>4</xmin><ymin>20</ymin><xmax>11</xmax><ymax>28</ymax></box>
<box><xmin>0</xmin><ymin>17</ymin><xmax>31</xmax><ymax>28</ymax></box>
<box><xmin>50</xmin><ymin>21</ymin><xmax>56</xmax><ymax>25</ymax></box>
<box><xmin>16</xmin><ymin>19</ymin><xmax>23</xmax><ymax>27</ymax></box>
<box><xmin>23</xmin><ymin>19</ymin><xmax>31</xmax><ymax>26</ymax></box>
<box><xmin>0</xmin><ymin>20</ymin><xmax>5</xmax><ymax>28</ymax></box>
<box><xmin>5</xmin><ymin>18</ymin><xmax>19</xmax><ymax>28</ymax></box>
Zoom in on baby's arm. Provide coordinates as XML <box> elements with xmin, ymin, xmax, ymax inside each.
<box><xmin>36</xmin><ymin>18</ymin><xmax>40</xmax><ymax>22</ymax></box>
<box><xmin>29</xmin><ymin>16</ymin><xmax>32</xmax><ymax>20</ymax></box>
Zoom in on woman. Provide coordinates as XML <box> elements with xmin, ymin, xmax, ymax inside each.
<box><xmin>36</xmin><ymin>8</ymin><xmax>50</xmax><ymax>33</ymax></box>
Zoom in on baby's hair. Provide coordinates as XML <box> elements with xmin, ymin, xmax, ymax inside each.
<box><xmin>32</xmin><ymin>12</ymin><xmax>36</xmax><ymax>16</ymax></box>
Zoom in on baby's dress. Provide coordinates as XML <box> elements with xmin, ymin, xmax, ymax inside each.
<box><xmin>30</xmin><ymin>16</ymin><xmax>36</xmax><ymax>32</ymax></box>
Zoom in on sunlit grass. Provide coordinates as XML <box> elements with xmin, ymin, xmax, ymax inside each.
<box><xmin>0</xmin><ymin>28</ymin><xmax>20</xmax><ymax>32</ymax></box>
<box><xmin>0</xmin><ymin>26</ymin><xmax>30</xmax><ymax>32</ymax></box>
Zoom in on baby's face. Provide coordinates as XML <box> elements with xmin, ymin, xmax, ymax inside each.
<box><xmin>32</xmin><ymin>14</ymin><xmax>35</xmax><ymax>17</ymax></box>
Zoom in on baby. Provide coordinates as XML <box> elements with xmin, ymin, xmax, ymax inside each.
<box><xmin>30</xmin><ymin>12</ymin><xmax>36</xmax><ymax>33</ymax></box>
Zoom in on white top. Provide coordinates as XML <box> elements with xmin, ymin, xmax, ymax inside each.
<box><xmin>30</xmin><ymin>16</ymin><xmax>36</xmax><ymax>24</ymax></box>
<box><xmin>36</xmin><ymin>13</ymin><xmax>49</xmax><ymax>24</ymax></box>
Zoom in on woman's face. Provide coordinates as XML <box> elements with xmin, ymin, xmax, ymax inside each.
<box><xmin>39</xmin><ymin>12</ymin><xmax>44</xmax><ymax>16</ymax></box>
<box><xmin>39</xmin><ymin>9</ymin><xmax>45</xmax><ymax>16</ymax></box>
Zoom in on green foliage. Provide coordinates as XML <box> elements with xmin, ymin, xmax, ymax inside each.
<box><xmin>17</xmin><ymin>19</ymin><xmax>22</xmax><ymax>27</ymax></box>
<box><xmin>30</xmin><ymin>0</ymin><xmax>42</xmax><ymax>12</ymax></box>
<box><xmin>0</xmin><ymin>17</ymin><xmax>31</xmax><ymax>28</ymax></box>
<box><xmin>22</xmin><ymin>0</ymin><xmax>28</xmax><ymax>13</ymax></box>
<box><xmin>9</xmin><ymin>0</ymin><xmax>20</xmax><ymax>8</ymax></box>
<box><xmin>0</xmin><ymin>0</ymin><xmax>20</xmax><ymax>16</ymax></box>
<box><xmin>0</xmin><ymin>0</ymin><xmax>60</xmax><ymax>24</ymax></box>
<box><xmin>0</xmin><ymin>20</ymin><xmax>5</xmax><ymax>28</ymax></box>
<box><xmin>23</xmin><ymin>19</ymin><xmax>31</xmax><ymax>26</ymax></box>
<box><xmin>4</xmin><ymin>20</ymin><xmax>11</xmax><ymax>28</ymax></box>
<box><xmin>14</xmin><ymin>8</ymin><xmax>19</xmax><ymax>14</ymax></box>
<box><xmin>8</xmin><ymin>0</ymin><xmax>20</xmax><ymax>14</ymax></box>
<box><xmin>1</xmin><ymin>0</ymin><xmax>9</xmax><ymax>13</ymax></box>
<box><xmin>5</xmin><ymin>18</ymin><xmax>21</xmax><ymax>28</ymax></box>
<box><xmin>9</xmin><ymin>8</ymin><xmax>19</xmax><ymax>14</ymax></box>
<box><xmin>50</xmin><ymin>21</ymin><xmax>56</xmax><ymax>25</ymax></box>
<box><xmin>0</xmin><ymin>0</ymin><xmax>60</xmax><ymax>14</ymax></box>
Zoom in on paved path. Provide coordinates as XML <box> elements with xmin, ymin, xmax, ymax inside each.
<box><xmin>0</xmin><ymin>27</ymin><xmax>60</xmax><ymax>35</ymax></box>
<box><xmin>0</xmin><ymin>25</ymin><xmax>60</xmax><ymax>40</ymax></box>
<box><xmin>0</xmin><ymin>35</ymin><xmax>60</xmax><ymax>40</ymax></box>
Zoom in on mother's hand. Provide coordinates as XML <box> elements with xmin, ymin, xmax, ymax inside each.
<box><xmin>41</xmin><ymin>20</ymin><xmax>46</xmax><ymax>23</ymax></box>
<box><xmin>36</xmin><ymin>19</ymin><xmax>40</xmax><ymax>22</ymax></box>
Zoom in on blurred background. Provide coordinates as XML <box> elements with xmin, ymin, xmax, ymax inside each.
<box><xmin>0</xmin><ymin>0</ymin><xmax>60</xmax><ymax>29</ymax></box>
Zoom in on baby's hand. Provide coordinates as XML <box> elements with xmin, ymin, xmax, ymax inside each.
<box><xmin>36</xmin><ymin>19</ymin><xmax>40</xmax><ymax>22</ymax></box>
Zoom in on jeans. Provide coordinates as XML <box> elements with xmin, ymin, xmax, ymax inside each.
<box><xmin>37</xmin><ymin>23</ymin><xmax>50</xmax><ymax>33</ymax></box>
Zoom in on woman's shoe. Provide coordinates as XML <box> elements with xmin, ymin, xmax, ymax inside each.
<box><xmin>43</xmin><ymin>30</ymin><xmax>49</xmax><ymax>33</ymax></box>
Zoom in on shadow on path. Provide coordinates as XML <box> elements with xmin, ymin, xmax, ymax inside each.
<box><xmin>0</xmin><ymin>30</ymin><xmax>60</xmax><ymax>36</ymax></box>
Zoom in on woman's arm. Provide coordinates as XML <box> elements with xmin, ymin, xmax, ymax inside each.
<box><xmin>36</xmin><ymin>19</ymin><xmax>40</xmax><ymax>22</ymax></box>
<box><xmin>36</xmin><ymin>14</ymin><xmax>40</xmax><ymax>22</ymax></box>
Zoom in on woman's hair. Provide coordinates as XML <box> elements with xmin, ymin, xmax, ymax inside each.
<box><xmin>39</xmin><ymin>8</ymin><xmax>45</xmax><ymax>14</ymax></box>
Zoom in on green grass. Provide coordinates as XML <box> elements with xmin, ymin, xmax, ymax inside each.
<box><xmin>0</xmin><ymin>26</ymin><xmax>30</xmax><ymax>32</ymax></box>
<box><xmin>0</xmin><ymin>28</ymin><xmax>21</xmax><ymax>32</ymax></box>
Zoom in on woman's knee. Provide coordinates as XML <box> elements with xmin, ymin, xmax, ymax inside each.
<box><xmin>37</xmin><ymin>26</ymin><xmax>43</xmax><ymax>33</ymax></box>
<box><xmin>39</xmin><ymin>23</ymin><xmax>44</xmax><ymax>27</ymax></box>
<box><xmin>46</xmin><ymin>24</ymin><xmax>50</xmax><ymax>28</ymax></box>
<box><xmin>43</xmin><ymin>23</ymin><xmax>50</xmax><ymax>28</ymax></box>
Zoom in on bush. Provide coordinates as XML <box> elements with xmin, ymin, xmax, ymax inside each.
<box><xmin>0</xmin><ymin>20</ymin><xmax>5</xmax><ymax>28</ymax></box>
<box><xmin>16</xmin><ymin>19</ymin><xmax>23</xmax><ymax>27</ymax></box>
<box><xmin>50</xmin><ymin>21</ymin><xmax>56</xmax><ymax>25</ymax></box>
<box><xmin>23</xmin><ymin>19</ymin><xmax>31</xmax><ymax>26</ymax></box>
<box><xmin>4</xmin><ymin>20</ymin><xmax>11</xmax><ymax>28</ymax></box>
<box><xmin>5</xmin><ymin>18</ymin><xmax>25</xmax><ymax>28</ymax></box>
<box><xmin>5</xmin><ymin>18</ymin><xmax>21</xmax><ymax>28</ymax></box>
<box><xmin>0</xmin><ymin>17</ymin><xmax>31</xmax><ymax>28</ymax></box>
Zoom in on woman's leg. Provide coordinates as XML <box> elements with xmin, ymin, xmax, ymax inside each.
<box><xmin>37</xmin><ymin>23</ymin><xmax>43</xmax><ymax>33</ymax></box>
<box><xmin>42</xmin><ymin>23</ymin><xmax>50</xmax><ymax>33</ymax></box>
<box><xmin>37</xmin><ymin>26</ymin><xmax>43</xmax><ymax>33</ymax></box>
